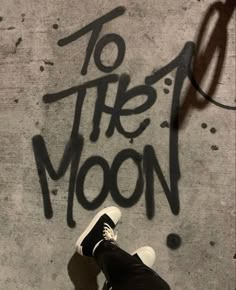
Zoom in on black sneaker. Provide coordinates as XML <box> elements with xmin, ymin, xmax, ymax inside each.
<box><xmin>76</xmin><ymin>206</ymin><xmax>121</xmax><ymax>257</ymax></box>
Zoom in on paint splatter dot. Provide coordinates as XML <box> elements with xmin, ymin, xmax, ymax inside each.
<box><xmin>14</xmin><ymin>99</ymin><xmax>19</xmax><ymax>103</ymax></box>
<box><xmin>15</xmin><ymin>37</ymin><xmax>22</xmax><ymax>47</ymax></box>
<box><xmin>0</xmin><ymin>17</ymin><xmax>3</xmax><ymax>22</ymax></box>
<box><xmin>129</xmin><ymin>138</ymin><xmax>134</xmax><ymax>144</ymax></box>
<box><xmin>44</xmin><ymin>60</ymin><xmax>54</xmax><ymax>66</ymax></box>
<box><xmin>210</xmin><ymin>127</ymin><xmax>216</xmax><ymax>134</ymax></box>
<box><xmin>160</xmin><ymin>121</ymin><xmax>169</xmax><ymax>128</ymax></box>
<box><xmin>163</xmin><ymin>88</ymin><xmax>169</xmax><ymax>94</ymax></box>
<box><xmin>40</xmin><ymin>66</ymin><xmax>44</xmax><ymax>72</ymax></box>
<box><xmin>211</xmin><ymin>145</ymin><xmax>219</xmax><ymax>151</ymax></box>
<box><xmin>35</xmin><ymin>121</ymin><xmax>39</xmax><ymax>126</ymax></box>
<box><xmin>21</xmin><ymin>13</ymin><xmax>25</xmax><ymax>22</ymax></box>
<box><xmin>51</xmin><ymin>189</ymin><xmax>58</xmax><ymax>196</ymax></box>
<box><xmin>201</xmin><ymin>123</ymin><xmax>207</xmax><ymax>129</ymax></box>
<box><xmin>210</xmin><ymin>241</ymin><xmax>215</xmax><ymax>246</ymax></box>
<box><xmin>52</xmin><ymin>23</ymin><xmax>59</xmax><ymax>29</ymax></box>
<box><xmin>166</xmin><ymin>233</ymin><xmax>182</xmax><ymax>250</ymax></box>
<box><xmin>164</xmin><ymin>78</ymin><xmax>172</xmax><ymax>86</ymax></box>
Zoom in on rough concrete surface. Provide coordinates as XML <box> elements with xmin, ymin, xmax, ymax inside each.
<box><xmin>0</xmin><ymin>0</ymin><xmax>235</xmax><ymax>289</ymax></box>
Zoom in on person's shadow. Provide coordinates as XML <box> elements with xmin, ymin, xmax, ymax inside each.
<box><xmin>68</xmin><ymin>252</ymin><xmax>101</xmax><ymax>290</ymax></box>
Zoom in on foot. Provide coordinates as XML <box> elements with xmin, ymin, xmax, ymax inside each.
<box><xmin>75</xmin><ymin>206</ymin><xmax>121</xmax><ymax>257</ymax></box>
<box><xmin>104</xmin><ymin>246</ymin><xmax>156</xmax><ymax>290</ymax></box>
<box><xmin>131</xmin><ymin>246</ymin><xmax>156</xmax><ymax>268</ymax></box>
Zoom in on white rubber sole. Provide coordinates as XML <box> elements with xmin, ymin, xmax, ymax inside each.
<box><xmin>132</xmin><ymin>246</ymin><xmax>156</xmax><ymax>268</ymax></box>
<box><xmin>75</xmin><ymin>206</ymin><xmax>121</xmax><ymax>256</ymax></box>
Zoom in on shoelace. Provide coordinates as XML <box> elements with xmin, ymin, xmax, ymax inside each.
<box><xmin>102</xmin><ymin>223</ymin><xmax>117</xmax><ymax>241</ymax></box>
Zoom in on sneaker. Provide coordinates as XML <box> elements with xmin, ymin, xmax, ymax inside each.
<box><xmin>104</xmin><ymin>246</ymin><xmax>156</xmax><ymax>290</ymax></box>
<box><xmin>131</xmin><ymin>246</ymin><xmax>156</xmax><ymax>268</ymax></box>
<box><xmin>75</xmin><ymin>206</ymin><xmax>121</xmax><ymax>257</ymax></box>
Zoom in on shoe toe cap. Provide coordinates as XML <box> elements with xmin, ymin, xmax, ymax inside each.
<box><xmin>134</xmin><ymin>246</ymin><xmax>156</xmax><ymax>268</ymax></box>
<box><xmin>106</xmin><ymin>206</ymin><xmax>122</xmax><ymax>225</ymax></box>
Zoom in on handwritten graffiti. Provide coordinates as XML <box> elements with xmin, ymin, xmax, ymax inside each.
<box><xmin>32</xmin><ymin>5</ymin><xmax>236</xmax><ymax>227</ymax></box>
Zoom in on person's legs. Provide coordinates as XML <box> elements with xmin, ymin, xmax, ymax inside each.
<box><xmin>101</xmin><ymin>245</ymin><xmax>157</xmax><ymax>290</ymax></box>
<box><xmin>94</xmin><ymin>241</ymin><xmax>171</xmax><ymax>290</ymax></box>
<box><xmin>75</xmin><ymin>206</ymin><xmax>171</xmax><ymax>290</ymax></box>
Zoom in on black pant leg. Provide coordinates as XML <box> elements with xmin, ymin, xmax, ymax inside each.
<box><xmin>94</xmin><ymin>241</ymin><xmax>171</xmax><ymax>290</ymax></box>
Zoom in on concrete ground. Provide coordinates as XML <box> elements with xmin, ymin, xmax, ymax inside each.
<box><xmin>0</xmin><ymin>0</ymin><xmax>235</xmax><ymax>289</ymax></box>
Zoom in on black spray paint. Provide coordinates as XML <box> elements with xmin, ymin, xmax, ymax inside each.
<box><xmin>32</xmin><ymin>5</ymin><xmax>235</xmax><ymax>227</ymax></box>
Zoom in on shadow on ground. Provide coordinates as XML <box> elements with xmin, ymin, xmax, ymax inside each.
<box><xmin>68</xmin><ymin>252</ymin><xmax>101</xmax><ymax>290</ymax></box>
<box><xmin>179</xmin><ymin>0</ymin><xmax>236</xmax><ymax>127</ymax></box>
